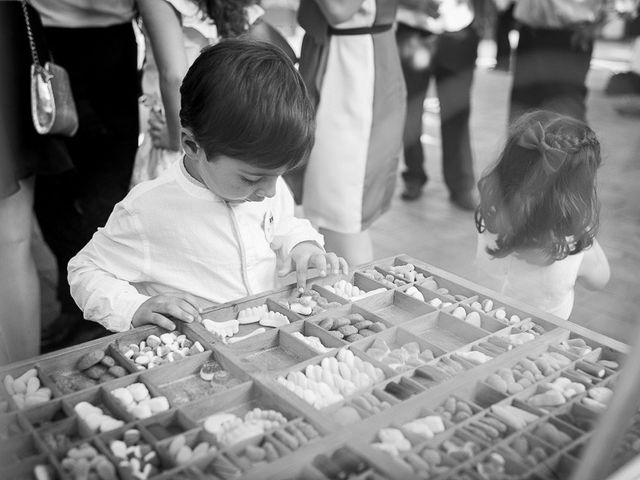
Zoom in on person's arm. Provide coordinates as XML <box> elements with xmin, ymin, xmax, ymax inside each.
<box><xmin>270</xmin><ymin>179</ymin><xmax>348</xmax><ymax>288</ymax></box>
<box><xmin>398</xmin><ymin>0</ymin><xmax>440</xmax><ymax>17</ymax></box>
<box><xmin>137</xmin><ymin>0</ymin><xmax>189</xmax><ymax>151</ymax></box>
<box><xmin>313</xmin><ymin>0</ymin><xmax>365</xmax><ymax>25</ymax></box>
<box><xmin>576</xmin><ymin>239</ymin><xmax>611</xmax><ymax>290</ymax></box>
<box><xmin>68</xmin><ymin>203</ymin><xmax>200</xmax><ymax>332</ymax></box>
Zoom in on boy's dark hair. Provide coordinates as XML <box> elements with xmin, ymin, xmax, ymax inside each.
<box><xmin>475</xmin><ymin>110</ymin><xmax>602</xmax><ymax>263</ymax></box>
<box><xmin>180</xmin><ymin>39</ymin><xmax>314</xmax><ymax>170</ymax></box>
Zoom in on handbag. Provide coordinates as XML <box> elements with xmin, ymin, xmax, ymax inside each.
<box><xmin>21</xmin><ymin>0</ymin><xmax>78</xmax><ymax>136</ymax></box>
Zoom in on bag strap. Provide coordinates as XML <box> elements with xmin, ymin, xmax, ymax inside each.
<box><xmin>20</xmin><ymin>0</ymin><xmax>41</xmax><ymax>67</ymax></box>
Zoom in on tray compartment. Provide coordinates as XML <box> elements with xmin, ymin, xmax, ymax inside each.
<box><xmin>103</xmin><ymin>374</ymin><xmax>172</xmax><ymax>423</ymax></box>
<box><xmin>354</xmin><ymin>290</ymin><xmax>435</xmax><ymax>325</ymax></box>
<box><xmin>403</xmin><ymin>311</ymin><xmax>489</xmax><ymax>352</ymax></box>
<box><xmin>0</xmin><ymin>431</ymin><xmax>45</xmax><ymax>466</ymax></box>
<box><xmin>40</xmin><ymin>340</ymin><xmax>132</xmax><ymax>395</ymax></box>
<box><xmin>0</xmin><ymin>410</ymin><xmax>28</xmax><ymax>439</ymax></box>
<box><xmin>282</xmin><ymin>320</ymin><xmax>348</xmax><ymax>351</ymax></box>
<box><xmin>22</xmin><ymin>398</ymin><xmax>68</xmax><ymax>430</ymax></box>
<box><xmin>1</xmin><ymin>365</ymin><xmax>56</xmax><ymax>410</ymax></box>
<box><xmin>312</xmin><ymin>271</ymin><xmax>389</xmax><ymax>302</ymax></box>
<box><xmin>0</xmin><ymin>453</ymin><xmax>55</xmax><ymax>480</ymax></box>
<box><xmin>354</xmin><ymin>327</ymin><xmax>445</xmax><ymax>373</ymax></box>
<box><xmin>447</xmin><ymin>304</ymin><xmax>508</xmax><ymax>333</ymax></box>
<box><xmin>308</xmin><ymin>303</ymin><xmax>393</xmax><ymax>343</ymax></box>
<box><xmin>62</xmin><ymin>386</ymin><xmax>127</xmax><ymax>437</ymax></box>
<box><xmin>222</xmin><ymin>329</ymin><xmax>318</xmax><ymax>374</ymax></box>
<box><xmin>143</xmin><ymin>351</ymin><xmax>247</xmax><ymax>406</ymax></box>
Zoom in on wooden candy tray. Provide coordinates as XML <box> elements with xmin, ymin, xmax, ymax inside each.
<box><xmin>0</xmin><ymin>255</ymin><xmax>633</xmax><ymax>480</ymax></box>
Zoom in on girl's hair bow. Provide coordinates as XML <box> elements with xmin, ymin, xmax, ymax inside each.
<box><xmin>516</xmin><ymin>121</ymin><xmax>567</xmax><ymax>175</ymax></box>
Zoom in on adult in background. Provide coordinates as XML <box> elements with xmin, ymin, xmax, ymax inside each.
<box><xmin>29</xmin><ymin>0</ymin><xmax>139</xmax><ymax>348</ymax></box>
<box><xmin>0</xmin><ymin>1</ymin><xmax>73</xmax><ymax>363</ymax></box>
<box><xmin>508</xmin><ymin>0</ymin><xmax>611</xmax><ymax>123</ymax></box>
<box><xmin>396</xmin><ymin>0</ymin><xmax>481</xmax><ymax>210</ymax></box>
<box><xmin>297</xmin><ymin>0</ymin><xmax>406</xmax><ymax>265</ymax></box>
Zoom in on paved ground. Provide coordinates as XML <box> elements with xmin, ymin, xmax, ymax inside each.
<box><xmin>371</xmin><ymin>38</ymin><xmax>640</xmax><ymax>343</ymax></box>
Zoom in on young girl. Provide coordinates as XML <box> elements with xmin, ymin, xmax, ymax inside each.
<box><xmin>475</xmin><ymin>110</ymin><xmax>610</xmax><ymax>320</ymax></box>
<box><xmin>68</xmin><ymin>40</ymin><xmax>347</xmax><ymax>333</ymax></box>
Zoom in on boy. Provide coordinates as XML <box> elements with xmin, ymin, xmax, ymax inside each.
<box><xmin>68</xmin><ymin>40</ymin><xmax>347</xmax><ymax>333</ymax></box>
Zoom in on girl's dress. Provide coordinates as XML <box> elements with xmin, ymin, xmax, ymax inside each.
<box><xmin>298</xmin><ymin>0</ymin><xmax>405</xmax><ymax>233</ymax></box>
<box><xmin>130</xmin><ymin>0</ymin><xmax>219</xmax><ymax>186</ymax></box>
<box><xmin>476</xmin><ymin>232</ymin><xmax>585</xmax><ymax>320</ymax></box>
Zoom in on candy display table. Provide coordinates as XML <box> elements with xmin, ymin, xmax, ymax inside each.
<box><xmin>0</xmin><ymin>255</ymin><xmax>635</xmax><ymax>480</ymax></box>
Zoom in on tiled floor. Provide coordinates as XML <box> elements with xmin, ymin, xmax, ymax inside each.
<box><xmin>370</xmin><ymin>54</ymin><xmax>640</xmax><ymax>343</ymax></box>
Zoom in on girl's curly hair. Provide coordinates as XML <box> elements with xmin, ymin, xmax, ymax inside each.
<box><xmin>475</xmin><ymin>110</ymin><xmax>602</xmax><ymax>264</ymax></box>
<box><xmin>197</xmin><ymin>0</ymin><xmax>257</xmax><ymax>38</ymax></box>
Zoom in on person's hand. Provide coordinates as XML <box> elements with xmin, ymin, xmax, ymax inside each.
<box><xmin>148</xmin><ymin>108</ymin><xmax>179</xmax><ymax>151</ymax></box>
<box><xmin>131</xmin><ymin>294</ymin><xmax>202</xmax><ymax>331</ymax></box>
<box><xmin>279</xmin><ymin>242</ymin><xmax>349</xmax><ymax>290</ymax></box>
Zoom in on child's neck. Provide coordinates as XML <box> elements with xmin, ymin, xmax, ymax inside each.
<box><xmin>183</xmin><ymin>156</ymin><xmax>205</xmax><ymax>186</ymax></box>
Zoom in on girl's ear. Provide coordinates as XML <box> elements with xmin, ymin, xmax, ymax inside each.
<box><xmin>181</xmin><ymin>128</ymin><xmax>206</xmax><ymax>161</ymax></box>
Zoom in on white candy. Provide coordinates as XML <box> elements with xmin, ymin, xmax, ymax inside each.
<box><xmin>452</xmin><ymin>306</ymin><xmax>467</xmax><ymax>320</ymax></box>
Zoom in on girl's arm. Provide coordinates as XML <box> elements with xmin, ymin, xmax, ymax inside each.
<box><xmin>577</xmin><ymin>239</ymin><xmax>611</xmax><ymax>290</ymax></box>
<box><xmin>313</xmin><ymin>0</ymin><xmax>366</xmax><ymax>25</ymax></box>
<box><xmin>137</xmin><ymin>0</ymin><xmax>189</xmax><ymax>151</ymax></box>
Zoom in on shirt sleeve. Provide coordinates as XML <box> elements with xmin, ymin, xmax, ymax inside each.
<box><xmin>67</xmin><ymin>202</ymin><xmax>151</xmax><ymax>332</ymax></box>
<box><xmin>270</xmin><ymin>178</ymin><xmax>325</xmax><ymax>259</ymax></box>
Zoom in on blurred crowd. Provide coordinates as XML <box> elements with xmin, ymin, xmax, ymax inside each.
<box><xmin>0</xmin><ymin>0</ymin><xmax>638</xmax><ymax>365</ymax></box>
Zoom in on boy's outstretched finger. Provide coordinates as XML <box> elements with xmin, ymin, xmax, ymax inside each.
<box><xmin>295</xmin><ymin>254</ymin><xmax>312</xmax><ymax>290</ymax></box>
<box><xmin>149</xmin><ymin>313</ymin><xmax>176</xmax><ymax>331</ymax></box>
<box><xmin>312</xmin><ymin>254</ymin><xmax>328</xmax><ymax>277</ymax></box>
<box><xmin>324</xmin><ymin>253</ymin><xmax>340</xmax><ymax>274</ymax></box>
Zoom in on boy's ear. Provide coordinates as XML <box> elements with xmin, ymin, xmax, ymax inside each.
<box><xmin>181</xmin><ymin>128</ymin><xmax>206</xmax><ymax>161</ymax></box>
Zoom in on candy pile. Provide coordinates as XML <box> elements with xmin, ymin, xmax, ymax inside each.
<box><xmin>400</xmin><ymin>447</ymin><xmax>449</xmax><ymax>478</ymax></box>
<box><xmin>442</xmin><ymin>434</ymin><xmax>484</xmax><ymax>463</ymax></box>
<box><xmin>451</xmin><ymin>306</ymin><xmax>484</xmax><ymax>329</ymax></box>
<box><xmin>203</xmin><ymin>408</ymin><xmax>288</xmax><ymax>447</ymax></box>
<box><xmin>74</xmin><ymin>401</ymin><xmax>124</xmax><ymax>433</ymax></box>
<box><xmin>110</xmin><ymin>429</ymin><xmax>161</xmax><ymax>479</ymax></box>
<box><xmin>558</xmin><ymin>338</ymin><xmax>620</xmax><ymax>370</ymax></box>
<box><xmin>384</xmin><ymin>379</ymin><xmax>424</xmax><ymax>401</ymax></box>
<box><xmin>581</xmin><ymin>386</ymin><xmax>614</xmax><ymax>412</ymax></box>
<box><xmin>349</xmin><ymin>392</ymin><xmax>392</xmax><ymax>417</ymax></box>
<box><xmin>291</xmin><ymin>332</ymin><xmax>332</xmax><ymax>353</ymax></box>
<box><xmin>323</xmin><ymin>279</ymin><xmax>386</xmax><ymax>301</ymax></box>
<box><xmin>435</xmin><ymin>397</ymin><xmax>477</xmax><ymax>424</ymax></box>
<box><xmin>404</xmin><ymin>286</ymin><xmax>425</xmax><ymax>302</ymax></box>
<box><xmin>365</xmin><ymin>338</ymin><xmax>435</xmax><ymax>372</ymax></box>
<box><xmin>3</xmin><ymin>369</ymin><xmax>52</xmax><ymax>410</ymax></box>
<box><xmin>311</xmin><ymin>449</ymin><xmax>372</xmax><ymax>480</ymax></box>
<box><xmin>476</xmin><ymin>452</ymin><xmax>508</xmax><ymax>479</ymax></box>
<box><xmin>431</xmin><ymin>352</ymin><xmax>493</xmax><ymax>377</ymax></box>
<box><xmin>484</xmin><ymin>351</ymin><xmax>572</xmax><ymax>395</ymax></box>
<box><xmin>463</xmin><ymin>414</ymin><xmax>510</xmax><ymax>442</ymax></box>
<box><xmin>317</xmin><ymin>313</ymin><xmax>386</xmax><ymax>342</ymax></box>
<box><xmin>276</xmin><ymin>349</ymin><xmax>385</xmax><ymax>409</ymax></box>
<box><xmin>121</xmin><ymin>333</ymin><xmax>205</xmax><ymax>370</ymax></box>
<box><xmin>72</xmin><ymin>350</ymin><xmax>128</xmax><ymax>385</ymax></box>
<box><xmin>372</xmin><ymin>416</ymin><xmax>446</xmax><ymax>457</ymax></box>
<box><xmin>510</xmin><ymin>436</ymin><xmax>551</xmax><ymax>468</ymax></box>
<box><xmin>59</xmin><ymin>443</ymin><xmax>117</xmax><ymax>480</ymax></box>
<box><xmin>111</xmin><ymin>383</ymin><xmax>170</xmax><ymax>420</ymax></box>
<box><xmin>526</xmin><ymin>376</ymin><xmax>588</xmax><ymax>408</ymax></box>
<box><xmin>236</xmin><ymin>305</ymin><xmax>290</xmax><ymax>328</ymax></box>
<box><xmin>236</xmin><ymin>421</ymin><xmax>319</xmax><ymax>469</ymax></box>
<box><xmin>471</xmin><ymin>299</ymin><xmax>522</xmax><ymax>325</ymax></box>
<box><xmin>491</xmin><ymin>404</ymin><xmax>540</xmax><ymax>430</ymax></box>
<box><xmin>360</xmin><ymin>268</ymin><xmax>404</xmax><ymax>288</ymax></box>
<box><xmin>385</xmin><ymin>264</ymin><xmax>427</xmax><ymax>283</ymax></box>
<box><xmin>167</xmin><ymin>433</ymin><xmax>217</xmax><ymax>466</ymax></box>
<box><xmin>284</xmin><ymin>289</ymin><xmax>341</xmax><ymax>316</ymax></box>
<box><xmin>532</xmin><ymin>422</ymin><xmax>573</xmax><ymax>447</ymax></box>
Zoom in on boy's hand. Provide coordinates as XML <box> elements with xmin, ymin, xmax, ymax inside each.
<box><xmin>280</xmin><ymin>242</ymin><xmax>349</xmax><ymax>290</ymax></box>
<box><xmin>131</xmin><ymin>294</ymin><xmax>202</xmax><ymax>331</ymax></box>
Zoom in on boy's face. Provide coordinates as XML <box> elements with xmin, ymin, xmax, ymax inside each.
<box><xmin>196</xmin><ymin>155</ymin><xmax>287</xmax><ymax>204</ymax></box>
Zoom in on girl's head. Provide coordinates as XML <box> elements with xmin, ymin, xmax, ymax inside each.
<box><xmin>180</xmin><ymin>39</ymin><xmax>314</xmax><ymax>203</ymax></box>
<box><xmin>196</xmin><ymin>0</ymin><xmax>256</xmax><ymax>38</ymax></box>
<box><xmin>475</xmin><ymin>110</ymin><xmax>602</xmax><ymax>262</ymax></box>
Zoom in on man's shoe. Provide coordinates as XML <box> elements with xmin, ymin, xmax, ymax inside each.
<box><xmin>450</xmin><ymin>191</ymin><xmax>478</xmax><ymax>211</ymax></box>
<box><xmin>401</xmin><ymin>182</ymin><xmax>423</xmax><ymax>201</ymax></box>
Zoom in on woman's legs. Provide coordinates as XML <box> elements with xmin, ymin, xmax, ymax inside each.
<box><xmin>0</xmin><ymin>177</ymin><xmax>40</xmax><ymax>364</ymax></box>
<box><xmin>320</xmin><ymin>228</ymin><xmax>374</xmax><ymax>267</ymax></box>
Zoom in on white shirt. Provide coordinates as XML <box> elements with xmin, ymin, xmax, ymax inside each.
<box><xmin>514</xmin><ymin>0</ymin><xmax>605</xmax><ymax>28</ymax></box>
<box><xmin>68</xmin><ymin>159</ymin><xmax>324</xmax><ymax>332</ymax></box>
<box><xmin>397</xmin><ymin>0</ymin><xmax>474</xmax><ymax>34</ymax></box>
<box><xmin>29</xmin><ymin>0</ymin><xmax>136</xmax><ymax>28</ymax></box>
<box><xmin>475</xmin><ymin>232</ymin><xmax>585</xmax><ymax>319</ymax></box>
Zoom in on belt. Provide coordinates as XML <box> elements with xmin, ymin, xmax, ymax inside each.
<box><xmin>328</xmin><ymin>23</ymin><xmax>393</xmax><ymax>36</ymax></box>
